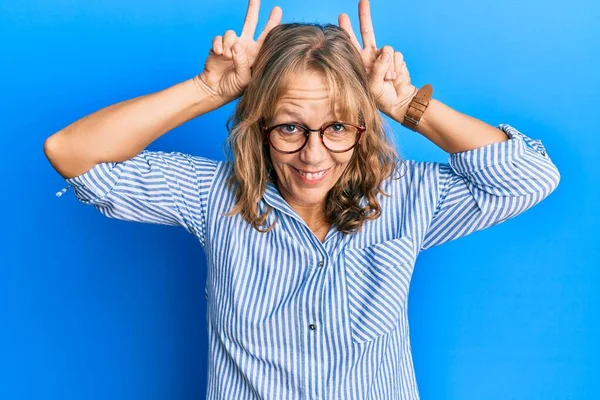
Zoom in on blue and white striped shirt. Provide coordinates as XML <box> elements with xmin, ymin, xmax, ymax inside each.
<box><xmin>57</xmin><ymin>124</ymin><xmax>560</xmax><ymax>399</ymax></box>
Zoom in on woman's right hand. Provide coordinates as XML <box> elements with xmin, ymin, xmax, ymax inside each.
<box><xmin>194</xmin><ymin>0</ymin><xmax>282</xmax><ymax>104</ymax></box>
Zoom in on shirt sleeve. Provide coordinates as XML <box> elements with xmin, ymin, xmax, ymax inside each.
<box><xmin>419</xmin><ymin>124</ymin><xmax>561</xmax><ymax>250</ymax></box>
<box><xmin>55</xmin><ymin>150</ymin><xmax>219</xmax><ymax>245</ymax></box>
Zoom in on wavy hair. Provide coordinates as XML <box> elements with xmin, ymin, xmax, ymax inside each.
<box><xmin>224</xmin><ymin>23</ymin><xmax>403</xmax><ymax>234</ymax></box>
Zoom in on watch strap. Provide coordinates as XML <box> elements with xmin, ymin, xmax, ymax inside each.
<box><xmin>401</xmin><ymin>84</ymin><xmax>433</xmax><ymax>131</ymax></box>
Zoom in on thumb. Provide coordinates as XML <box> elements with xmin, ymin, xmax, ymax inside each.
<box><xmin>231</xmin><ymin>42</ymin><xmax>251</xmax><ymax>83</ymax></box>
<box><xmin>370</xmin><ymin>47</ymin><xmax>392</xmax><ymax>83</ymax></box>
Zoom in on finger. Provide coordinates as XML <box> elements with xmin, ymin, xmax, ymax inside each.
<box><xmin>222</xmin><ymin>30</ymin><xmax>238</xmax><ymax>58</ymax></box>
<box><xmin>232</xmin><ymin>42</ymin><xmax>251</xmax><ymax>83</ymax></box>
<box><xmin>338</xmin><ymin>13</ymin><xmax>361</xmax><ymax>49</ymax></box>
<box><xmin>387</xmin><ymin>48</ymin><xmax>396</xmax><ymax>80</ymax></box>
<box><xmin>376</xmin><ymin>47</ymin><xmax>394</xmax><ymax>80</ymax></box>
<box><xmin>371</xmin><ymin>46</ymin><xmax>393</xmax><ymax>83</ymax></box>
<box><xmin>386</xmin><ymin>62</ymin><xmax>395</xmax><ymax>80</ymax></box>
<box><xmin>241</xmin><ymin>0</ymin><xmax>260</xmax><ymax>39</ymax></box>
<box><xmin>358</xmin><ymin>0</ymin><xmax>376</xmax><ymax>49</ymax></box>
<box><xmin>256</xmin><ymin>6</ymin><xmax>283</xmax><ymax>44</ymax></box>
<box><xmin>212</xmin><ymin>35</ymin><xmax>223</xmax><ymax>56</ymax></box>
<box><xmin>394</xmin><ymin>51</ymin><xmax>408</xmax><ymax>82</ymax></box>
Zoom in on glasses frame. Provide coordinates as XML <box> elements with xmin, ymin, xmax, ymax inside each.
<box><xmin>261</xmin><ymin>121</ymin><xmax>367</xmax><ymax>154</ymax></box>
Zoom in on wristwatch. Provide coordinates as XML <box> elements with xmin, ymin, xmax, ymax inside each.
<box><xmin>401</xmin><ymin>84</ymin><xmax>433</xmax><ymax>131</ymax></box>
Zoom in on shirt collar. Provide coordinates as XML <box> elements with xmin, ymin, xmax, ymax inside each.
<box><xmin>263</xmin><ymin>180</ymin><xmax>304</xmax><ymax>224</ymax></box>
<box><xmin>262</xmin><ymin>180</ymin><xmax>340</xmax><ymax>243</ymax></box>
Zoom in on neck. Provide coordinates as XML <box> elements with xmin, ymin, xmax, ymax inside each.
<box><xmin>274</xmin><ymin>181</ymin><xmax>330</xmax><ymax>235</ymax></box>
<box><xmin>283</xmin><ymin>194</ymin><xmax>328</xmax><ymax>231</ymax></box>
<box><xmin>294</xmin><ymin>203</ymin><xmax>327</xmax><ymax>229</ymax></box>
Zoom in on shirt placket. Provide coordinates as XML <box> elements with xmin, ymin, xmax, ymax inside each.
<box><xmin>262</xmin><ymin>183</ymin><xmax>335</xmax><ymax>399</ymax></box>
<box><xmin>302</xmin><ymin>243</ymin><xmax>331</xmax><ymax>400</ymax></box>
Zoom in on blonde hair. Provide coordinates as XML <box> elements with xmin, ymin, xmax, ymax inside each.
<box><xmin>225</xmin><ymin>23</ymin><xmax>403</xmax><ymax>234</ymax></box>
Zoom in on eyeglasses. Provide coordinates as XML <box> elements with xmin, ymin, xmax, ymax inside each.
<box><xmin>261</xmin><ymin>121</ymin><xmax>366</xmax><ymax>154</ymax></box>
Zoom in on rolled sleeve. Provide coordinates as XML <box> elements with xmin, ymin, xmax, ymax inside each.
<box><xmin>420</xmin><ymin>124</ymin><xmax>561</xmax><ymax>250</ymax></box>
<box><xmin>65</xmin><ymin>161</ymin><xmax>127</xmax><ymax>204</ymax></box>
<box><xmin>448</xmin><ymin>124</ymin><xmax>560</xmax><ymax>199</ymax></box>
<box><xmin>450</xmin><ymin>123</ymin><xmax>551</xmax><ymax>171</ymax></box>
<box><xmin>56</xmin><ymin>150</ymin><xmax>219</xmax><ymax>246</ymax></box>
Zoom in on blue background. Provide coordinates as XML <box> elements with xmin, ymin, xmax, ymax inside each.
<box><xmin>1</xmin><ymin>0</ymin><xmax>598</xmax><ymax>398</ymax></box>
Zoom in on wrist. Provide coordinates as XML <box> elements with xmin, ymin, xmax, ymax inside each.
<box><xmin>192</xmin><ymin>73</ymin><xmax>229</xmax><ymax>108</ymax></box>
<box><xmin>184</xmin><ymin>75</ymin><xmax>228</xmax><ymax>116</ymax></box>
<box><xmin>391</xmin><ymin>85</ymin><xmax>419</xmax><ymax>123</ymax></box>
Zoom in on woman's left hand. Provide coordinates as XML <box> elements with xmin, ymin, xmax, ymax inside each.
<box><xmin>338</xmin><ymin>0</ymin><xmax>418</xmax><ymax>121</ymax></box>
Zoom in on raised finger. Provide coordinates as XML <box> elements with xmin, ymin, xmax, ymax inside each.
<box><xmin>222</xmin><ymin>30</ymin><xmax>238</xmax><ymax>58</ymax></box>
<box><xmin>212</xmin><ymin>35</ymin><xmax>223</xmax><ymax>55</ymax></box>
<box><xmin>338</xmin><ymin>13</ymin><xmax>361</xmax><ymax>49</ymax></box>
<box><xmin>256</xmin><ymin>6</ymin><xmax>283</xmax><ymax>44</ymax></box>
<box><xmin>358</xmin><ymin>0</ymin><xmax>376</xmax><ymax>49</ymax></box>
<box><xmin>241</xmin><ymin>0</ymin><xmax>260</xmax><ymax>39</ymax></box>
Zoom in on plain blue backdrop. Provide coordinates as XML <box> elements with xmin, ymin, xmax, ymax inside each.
<box><xmin>1</xmin><ymin>0</ymin><xmax>598</xmax><ymax>399</ymax></box>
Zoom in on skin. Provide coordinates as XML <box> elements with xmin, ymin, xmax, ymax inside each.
<box><xmin>198</xmin><ymin>0</ymin><xmax>417</xmax><ymax>240</ymax></box>
<box><xmin>338</xmin><ymin>0</ymin><xmax>418</xmax><ymax>120</ymax></box>
<box><xmin>267</xmin><ymin>71</ymin><xmax>355</xmax><ymax>238</ymax></box>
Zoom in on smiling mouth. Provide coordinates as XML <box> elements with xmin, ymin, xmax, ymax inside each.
<box><xmin>292</xmin><ymin>166</ymin><xmax>331</xmax><ymax>180</ymax></box>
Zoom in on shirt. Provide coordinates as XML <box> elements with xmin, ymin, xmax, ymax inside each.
<box><xmin>57</xmin><ymin>124</ymin><xmax>560</xmax><ymax>399</ymax></box>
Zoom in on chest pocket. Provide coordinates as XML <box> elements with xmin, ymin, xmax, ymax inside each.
<box><xmin>343</xmin><ymin>235</ymin><xmax>416</xmax><ymax>344</ymax></box>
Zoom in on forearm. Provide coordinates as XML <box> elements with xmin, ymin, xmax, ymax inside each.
<box><xmin>396</xmin><ymin>98</ymin><xmax>509</xmax><ymax>154</ymax></box>
<box><xmin>44</xmin><ymin>76</ymin><xmax>223</xmax><ymax>179</ymax></box>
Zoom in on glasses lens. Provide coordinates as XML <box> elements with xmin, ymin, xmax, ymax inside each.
<box><xmin>322</xmin><ymin>123</ymin><xmax>359</xmax><ymax>152</ymax></box>
<box><xmin>269</xmin><ymin>124</ymin><xmax>308</xmax><ymax>152</ymax></box>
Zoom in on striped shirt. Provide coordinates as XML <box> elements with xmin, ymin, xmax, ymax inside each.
<box><xmin>56</xmin><ymin>124</ymin><xmax>560</xmax><ymax>399</ymax></box>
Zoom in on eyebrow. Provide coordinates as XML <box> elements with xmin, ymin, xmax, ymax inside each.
<box><xmin>273</xmin><ymin>108</ymin><xmax>342</xmax><ymax>123</ymax></box>
<box><xmin>275</xmin><ymin>109</ymin><xmax>305</xmax><ymax>120</ymax></box>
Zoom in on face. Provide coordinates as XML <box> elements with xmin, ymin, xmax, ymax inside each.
<box><xmin>267</xmin><ymin>70</ymin><xmax>356</xmax><ymax>211</ymax></box>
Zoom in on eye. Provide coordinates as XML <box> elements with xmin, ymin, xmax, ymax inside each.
<box><xmin>283</xmin><ymin>124</ymin><xmax>298</xmax><ymax>133</ymax></box>
<box><xmin>326</xmin><ymin>123</ymin><xmax>348</xmax><ymax>133</ymax></box>
<box><xmin>277</xmin><ymin>124</ymin><xmax>302</xmax><ymax>134</ymax></box>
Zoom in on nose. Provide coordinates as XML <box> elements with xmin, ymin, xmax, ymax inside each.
<box><xmin>299</xmin><ymin>130</ymin><xmax>329</xmax><ymax>165</ymax></box>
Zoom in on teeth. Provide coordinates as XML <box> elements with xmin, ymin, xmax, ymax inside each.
<box><xmin>297</xmin><ymin>169</ymin><xmax>326</xmax><ymax>180</ymax></box>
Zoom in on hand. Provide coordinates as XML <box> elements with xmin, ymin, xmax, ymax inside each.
<box><xmin>194</xmin><ymin>0</ymin><xmax>282</xmax><ymax>104</ymax></box>
<box><xmin>338</xmin><ymin>0</ymin><xmax>417</xmax><ymax>121</ymax></box>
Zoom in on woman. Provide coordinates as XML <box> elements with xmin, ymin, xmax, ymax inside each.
<box><xmin>44</xmin><ymin>0</ymin><xmax>560</xmax><ymax>398</ymax></box>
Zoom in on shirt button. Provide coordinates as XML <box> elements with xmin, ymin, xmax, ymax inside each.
<box><xmin>318</xmin><ymin>260</ymin><xmax>324</xmax><ymax>267</ymax></box>
<box><xmin>309</xmin><ymin>324</ymin><xmax>316</xmax><ymax>331</ymax></box>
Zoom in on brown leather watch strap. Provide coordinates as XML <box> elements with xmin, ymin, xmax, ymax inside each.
<box><xmin>401</xmin><ymin>84</ymin><xmax>433</xmax><ymax>131</ymax></box>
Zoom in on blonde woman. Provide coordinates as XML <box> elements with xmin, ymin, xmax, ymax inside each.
<box><xmin>44</xmin><ymin>0</ymin><xmax>560</xmax><ymax>398</ymax></box>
